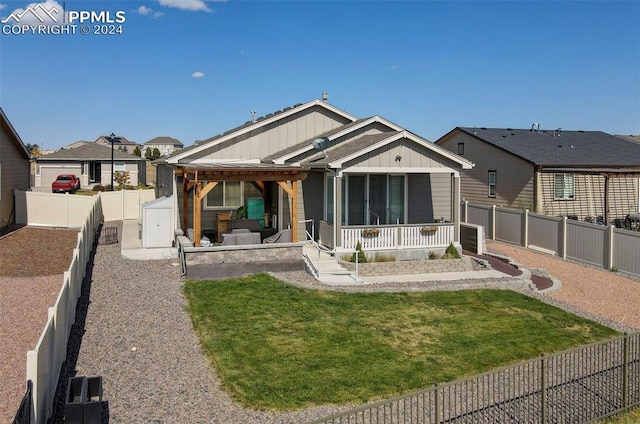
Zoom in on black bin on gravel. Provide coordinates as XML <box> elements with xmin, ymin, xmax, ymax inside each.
<box><xmin>84</xmin><ymin>376</ymin><xmax>103</xmax><ymax>424</ymax></box>
<box><xmin>65</xmin><ymin>376</ymin><xmax>86</xmax><ymax>424</ymax></box>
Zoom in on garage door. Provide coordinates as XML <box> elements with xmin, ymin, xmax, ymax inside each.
<box><xmin>40</xmin><ymin>165</ymin><xmax>82</xmax><ymax>191</ymax></box>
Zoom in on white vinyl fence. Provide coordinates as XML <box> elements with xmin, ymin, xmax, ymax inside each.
<box><xmin>15</xmin><ymin>189</ymin><xmax>155</xmax><ymax>225</ymax></box>
<box><xmin>462</xmin><ymin>201</ymin><xmax>640</xmax><ymax>277</ymax></box>
<box><xmin>24</xmin><ymin>196</ymin><xmax>103</xmax><ymax>424</ymax></box>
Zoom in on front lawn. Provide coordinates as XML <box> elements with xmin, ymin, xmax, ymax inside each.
<box><xmin>183</xmin><ymin>274</ymin><xmax>618</xmax><ymax>410</ymax></box>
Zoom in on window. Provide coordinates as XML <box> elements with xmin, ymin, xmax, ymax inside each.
<box><xmin>457</xmin><ymin>143</ymin><xmax>464</xmax><ymax>155</ymax></box>
<box><xmin>554</xmin><ymin>173</ymin><xmax>575</xmax><ymax>200</ymax></box>
<box><xmin>488</xmin><ymin>171</ymin><xmax>496</xmax><ymax>197</ymax></box>
<box><xmin>88</xmin><ymin>162</ymin><xmax>101</xmax><ymax>183</ymax></box>
<box><xmin>204</xmin><ymin>181</ymin><xmax>262</xmax><ymax>209</ymax></box>
<box><xmin>114</xmin><ymin>162</ymin><xmax>126</xmax><ymax>171</ymax></box>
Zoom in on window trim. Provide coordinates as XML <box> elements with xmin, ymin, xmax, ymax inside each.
<box><xmin>488</xmin><ymin>170</ymin><xmax>496</xmax><ymax>198</ymax></box>
<box><xmin>553</xmin><ymin>173</ymin><xmax>575</xmax><ymax>200</ymax></box>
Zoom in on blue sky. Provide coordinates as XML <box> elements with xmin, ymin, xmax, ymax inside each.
<box><xmin>1</xmin><ymin>0</ymin><xmax>639</xmax><ymax>151</ymax></box>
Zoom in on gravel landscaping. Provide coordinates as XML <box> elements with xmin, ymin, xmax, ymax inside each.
<box><xmin>4</xmin><ymin>222</ymin><xmax>640</xmax><ymax>423</ymax></box>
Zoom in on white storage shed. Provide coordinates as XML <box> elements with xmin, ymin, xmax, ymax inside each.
<box><xmin>141</xmin><ymin>195</ymin><xmax>173</xmax><ymax>248</ymax></box>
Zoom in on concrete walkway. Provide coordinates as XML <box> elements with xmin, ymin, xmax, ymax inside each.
<box><xmin>119</xmin><ymin>219</ymin><xmax>178</xmax><ymax>260</ymax></box>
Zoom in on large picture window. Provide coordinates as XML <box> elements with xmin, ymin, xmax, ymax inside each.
<box><xmin>554</xmin><ymin>173</ymin><xmax>575</xmax><ymax>200</ymax></box>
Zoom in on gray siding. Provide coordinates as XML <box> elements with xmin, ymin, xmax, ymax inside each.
<box><xmin>199</xmin><ymin>105</ymin><xmax>352</xmax><ymax>161</ymax></box>
<box><xmin>345</xmin><ymin>139</ymin><xmax>457</xmax><ymax>169</ymax></box>
<box><xmin>301</xmin><ymin>171</ymin><xmax>324</xmax><ymax>239</ymax></box>
<box><xmin>439</xmin><ymin>132</ymin><xmax>535</xmax><ymax>209</ymax></box>
<box><xmin>540</xmin><ymin>173</ymin><xmax>638</xmax><ymax>220</ymax></box>
<box><xmin>407</xmin><ymin>174</ymin><xmax>452</xmax><ymax>223</ymax></box>
<box><xmin>0</xmin><ymin>122</ymin><xmax>30</xmax><ymax>225</ymax></box>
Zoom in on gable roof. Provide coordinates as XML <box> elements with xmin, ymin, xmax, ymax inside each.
<box><xmin>95</xmin><ymin>135</ymin><xmax>138</xmax><ymax>146</ymax></box>
<box><xmin>266</xmin><ymin>116</ymin><xmax>404</xmax><ymax>164</ymax></box>
<box><xmin>448</xmin><ymin>127</ymin><xmax>640</xmax><ymax>168</ymax></box>
<box><xmin>301</xmin><ymin>131</ymin><xmax>474</xmax><ymax>169</ymax></box>
<box><xmin>145</xmin><ymin>136</ymin><xmax>183</xmax><ymax>147</ymax></box>
<box><xmin>166</xmin><ymin>99</ymin><xmax>358</xmax><ymax>163</ymax></box>
<box><xmin>0</xmin><ymin>108</ymin><xmax>30</xmax><ymax>160</ymax></box>
<box><xmin>36</xmin><ymin>143</ymin><xmax>143</xmax><ymax>161</ymax></box>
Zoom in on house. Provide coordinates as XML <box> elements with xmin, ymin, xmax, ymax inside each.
<box><xmin>144</xmin><ymin>136</ymin><xmax>183</xmax><ymax>157</ymax></box>
<box><xmin>435</xmin><ymin>126</ymin><xmax>640</xmax><ymax>224</ymax></box>
<box><xmin>157</xmin><ymin>98</ymin><xmax>473</xmax><ymax>252</ymax></box>
<box><xmin>0</xmin><ymin>108</ymin><xmax>31</xmax><ymax>228</ymax></box>
<box><xmin>34</xmin><ymin>143</ymin><xmax>146</xmax><ymax>190</ymax></box>
<box><xmin>66</xmin><ymin>140</ymin><xmax>89</xmax><ymax>149</ymax></box>
<box><xmin>93</xmin><ymin>135</ymin><xmax>140</xmax><ymax>153</ymax></box>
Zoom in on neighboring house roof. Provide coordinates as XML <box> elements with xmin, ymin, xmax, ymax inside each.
<box><xmin>144</xmin><ymin>136</ymin><xmax>183</xmax><ymax>147</ymax></box>
<box><xmin>0</xmin><ymin>107</ymin><xmax>30</xmax><ymax>160</ymax></box>
<box><xmin>617</xmin><ymin>135</ymin><xmax>640</xmax><ymax>144</ymax></box>
<box><xmin>67</xmin><ymin>140</ymin><xmax>89</xmax><ymax>149</ymax></box>
<box><xmin>446</xmin><ymin>127</ymin><xmax>640</xmax><ymax>168</ymax></box>
<box><xmin>167</xmin><ymin>99</ymin><xmax>358</xmax><ymax>163</ymax></box>
<box><xmin>36</xmin><ymin>143</ymin><xmax>143</xmax><ymax>161</ymax></box>
<box><xmin>95</xmin><ymin>135</ymin><xmax>138</xmax><ymax>146</ymax></box>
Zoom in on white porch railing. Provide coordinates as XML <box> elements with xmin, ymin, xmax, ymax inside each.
<box><xmin>340</xmin><ymin>224</ymin><xmax>454</xmax><ymax>250</ymax></box>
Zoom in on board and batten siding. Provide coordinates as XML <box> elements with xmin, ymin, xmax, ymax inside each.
<box><xmin>439</xmin><ymin>132</ymin><xmax>535</xmax><ymax>209</ymax></box>
<box><xmin>198</xmin><ymin>105</ymin><xmax>352</xmax><ymax>161</ymax></box>
<box><xmin>0</xmin><ymin>122</ymin><xmax>30</xmax><ymax>225</ymax></box>
<box><xmin>539</xmin><ymin>173</ymin><xmax>639</xmax><ymax>220</ymax></box>
<box><xmin>343</xmin><ymin>138</ymin><xmax>457</xmax><ymax>169</ymax></box>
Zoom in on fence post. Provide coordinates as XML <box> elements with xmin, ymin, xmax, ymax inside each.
<box><xmin>434</xmin><ymin>383</ymin><xmax>440</xmax><ymax>424</ymax></box>
<box><xmin>623</xmin><ymin>333</ymin><xmax>629</xmax><ymax>409</ymax></box>
<box><xmin>560</xmin><ymin>217</ymin><xmax>567</xmax><ymax>259</ymax></box>
<box><xmin>606</xmin><ymin>225</ymin><xmax>614</xmax><ymax>271</ymax></box>
<box><xmin>463</xmin><ymin>200</ymin><xmax>468</xmax><ymax>223</ymax></box>
<box><xmin>491</xmin><ymin>205</ymin><xmax>496</xmax><ymax>240</ymax></box>
<box><xmin>541</xmin><ymin>354</ymin><xmax>547</xmax><ymax>424</ymax></box>
<box><xmin>523</xmin><ymin>209</ymin><xmax>529</xmax><ymax>248</ymax></box>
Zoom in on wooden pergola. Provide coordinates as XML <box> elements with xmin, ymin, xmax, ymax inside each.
<box><xmin>176</xmin><ymin>164</ymin><xmax>309</xmax><ymax>247</ymax></box>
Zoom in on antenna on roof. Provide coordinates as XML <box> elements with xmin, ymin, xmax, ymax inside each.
<box><xmin>250</xmin><ymin>110</ymin><xmax>257</xmax><ymax>123</ymax></box>
<box><xmin>312</xmin><ymin>137</ymin><xmax>330</xmax><ymax>158</ymax></box>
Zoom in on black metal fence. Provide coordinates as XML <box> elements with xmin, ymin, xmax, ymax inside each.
<box><xmin>309</xmin><ymin>333</ymin><xmax>640</xmax><ymax>424</ymax></box>
<box><xmin>12</xmin><ymin>380</ymin><xmax>32</xmax><ymax>424</ymax></box>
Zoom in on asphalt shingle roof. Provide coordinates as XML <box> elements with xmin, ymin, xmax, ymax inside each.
<box><xmin>301</xmin><ymin>132</ymin><xmax>402</xmax><ymax>165</ymax></box>
<box><xmin>459</xmin><ymin>127</ymin><xmax>640</xmax><ymax>167</ymax></box>
<box><xmin>37</xmin><ymin>143</ymin><xmax>143</xmax><ymax>161</ymax></box>
<box><xmin>144</xmin><ymin>136</ymin><xmax>183</xmax><ymax>146</ymax></box>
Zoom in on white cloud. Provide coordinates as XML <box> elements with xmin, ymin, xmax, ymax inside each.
<box><xmin>192</xmin><ymin>71</ymin><xmax>205</xmax><ymax>78</ymax></box>
<box><xmin>137</xmin><ymin>5</ymin><xmax>164</xmax><ymax>18</ymax></box>
<box><xmin>0</xmin><ymin>4</ymin><xmax>7</xmax><ymax>11</ymax></box>
<box><xmin>384</xmin><ymin>65</ymin><xmax>398</xmax><ymax>71</ymax></box>
<box><xmin>1</xmin><ymin>0</ymin><xmax>65</xmax><ymax>25</ymax></box>
<box><xmin>157</xmin><ymin>0</ymin><xmax>222</xmax><ymax>13</ymax></box>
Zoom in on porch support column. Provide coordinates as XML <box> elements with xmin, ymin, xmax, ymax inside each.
<box><xmin>335</xmin><ymin>176</ymin><xmax>343</xmax><ymax>248</ymax></box>
<box><xmin>453</xmin><ymin>173</ymin><xmax>460</xmax><ymax>243</ymax></box>
<box><xmin>604</xmin><ymin>174</ymin><xmax>611</xmax><ymax>225</ymax></box>
<box><xmin>193</xmin><ymin>171</ymin><xmax>202</xmax><ymax>247</ymax></box>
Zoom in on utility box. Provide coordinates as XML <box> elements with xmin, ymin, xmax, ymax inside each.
<box><xmin>142</xmin><ymin>195</ymin><xmax>173</xmax><ymax>248</ymax></box>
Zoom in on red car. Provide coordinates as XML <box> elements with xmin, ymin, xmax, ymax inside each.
<box><xmin>52</xmin><ymin>174</ymin><xmax>80</xmax><ymax>193</ymax></box>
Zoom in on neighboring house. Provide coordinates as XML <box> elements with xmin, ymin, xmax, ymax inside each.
<box><xmin>157</xmin><ymin>98</ymin><xmax>473</xmax><ymax>250</ymax></box>
<box><xmin>66</xmin><ymin>140</ymin><xmax>89</xmax><ymax>149</ymax></box>
<box><xmin>144</xmin><ymin>136</ymin><xmax>183</xmax><ymax>157</ymax></box>
<box><xmin>0</xmin><ymin>108</ymin><xmax>31</xmax><ymax>228</ymax></box>
<box><xmin>94</xmin><ymin>135</ymin><xmax>140</xmax><ymax>153</ymax></box>
<box><xmin>436</xmin><ymin>126</ymin><xmax>640</xmax><ymax>223</ymax></box>
<box><xmin>34</xmin><ymin>143</ymin><xmax>145</xmax><ymax>190</ymax></box>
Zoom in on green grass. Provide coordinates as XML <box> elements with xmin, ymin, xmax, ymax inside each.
<box><xmin>183</xmin><ymin>273</ymin><xmax>618</xmax><ymax>410</ymax></box>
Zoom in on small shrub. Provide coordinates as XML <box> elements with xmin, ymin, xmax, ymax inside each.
<box><xmin>136</xmin><ymin>183</ymin><xmax>150</xmax><ymax>190</ymax></box>
<box><xmin>611</xmin><ymin>266</ymin><xmax>618</xmax><ymax>273</ymax></box>
<box><xmin>442</xmin><ymin>242</ymin><xmax>461</xmax><ymax>259</ymax></box>
<box><xmin>103</xmin><ymin>184</ymin><xmax>113</xmax><ymax>191</ymax></box>
<box><xmin>374</xmin><ymin>254</ymin><xmax>395</xmax><ymax>262</ymax></box>
<box><xmin>428</xmin><ymin>251</ymin><xmax>440</xmax><ymax>260</ymax></box>
<box><xmin>351</xmin><ymin>241</ymin><xmax>368</xmax><ymax>263</ymax></box>
<box><xmin>92</xmin><ymin>185</ymin><xmax>105</xmax><ymax>192</ymax></box>
<box><xmin>124</xmin><ymin>184</ymin><xmax>135</xmax><ymax>190</ymax></box>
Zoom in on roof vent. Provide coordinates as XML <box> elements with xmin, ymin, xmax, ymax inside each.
<box><xmin>250</xmin><ymin>110</ymin><xmax>257</xmax><ymax>123</ymax></box>
<box><xmin>322</xmin><ymin>92</ymin><xmax>329</xmax><ymax>102</ymax></box>
<box><xmin>480</xmin><ymin>127</ymin><xmax>487</xmax><ymax>130</ymax></box>
<box><xmin>531</xmin><ymin>123</ymin><xmax>541</xmax><ymax>132</ymax></box>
